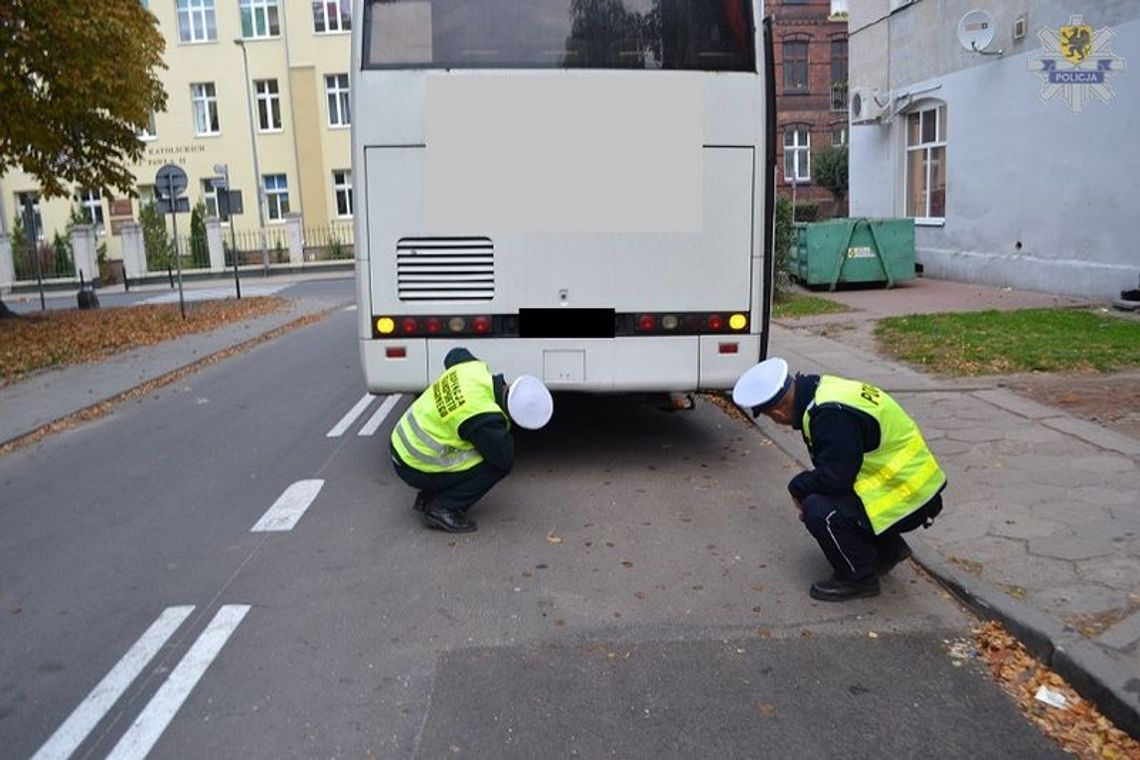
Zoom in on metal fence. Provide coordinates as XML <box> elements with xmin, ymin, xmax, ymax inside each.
<box><xmin>303</xmin><ymin>224</ymin><xmax>354</xmax><ymax>262</ymax></box>
<box><xmin>217</xmin><ymin>228</ymin><xmax>293</xmax><ymax>267</ymax></box>
<box><xmin>12</xmin><ymin>236</ymin><xmax>75</xmax><ymax>280</ymax></box>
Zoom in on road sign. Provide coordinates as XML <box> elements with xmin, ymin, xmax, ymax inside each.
<box><xmin>157</xmin><ymin>197</ymin><xmax>190</xmax><ymax>214</ymax></box>
<box><xmin>210</xmin><ymin>176</ymin><xmax>228</xmax><ymax>190</ymax></box>
<box><xmin>155</xmin><ymin>164</ymin><xmax>188</xmax><ymax>199</ymax></box>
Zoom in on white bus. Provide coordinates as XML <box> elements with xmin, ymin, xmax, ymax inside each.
<box><xmin>354</xmin><ymin>0</ymin><xmax>775</xmax><ymax>394</ymax></box>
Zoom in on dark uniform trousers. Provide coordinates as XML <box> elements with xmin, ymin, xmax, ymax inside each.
<box><xmin>392</xmin><ymin>455</ymin><xmax>509</xmax><ymax>514</ymax></box>
<box><xmin>801</xmin><ymin>492</ymin><xmax>943</xmax><ymax>582</ymax></box>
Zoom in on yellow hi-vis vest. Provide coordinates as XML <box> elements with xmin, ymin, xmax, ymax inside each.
<box><xmin>390</xmin><ymin>361</ymin><xmax>506</xmax><ymax>473</ymax></box>
<box><xmin>803</xmin><ymin>376</ymin><xmax>946</xmax><ymax>535</ymax></box>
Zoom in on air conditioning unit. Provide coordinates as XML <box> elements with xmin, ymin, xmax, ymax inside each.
<box><xmin>850</xmin><ymin>86</ymin><xmax>884</xmax><ymax>124</ymax></box>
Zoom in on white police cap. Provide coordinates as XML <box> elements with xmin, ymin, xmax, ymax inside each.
<box><xmin>506</xmin><ymin>375</ymin><xmax>554</xmax><ymax>430</ymax></box>
<box><xmin>732</xmin><ymin>358</ymin><xmax>791</xmax><ymax>413</ymax></box>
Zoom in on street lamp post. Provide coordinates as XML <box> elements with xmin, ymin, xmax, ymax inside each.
<box><xmin>234</xmin><ymin>38</ymin><xmax>270</xmax><ymax>277</ymax></box>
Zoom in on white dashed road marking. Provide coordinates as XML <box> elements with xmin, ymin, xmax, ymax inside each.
<box><xmin>326</xmin><ymin>394</ymin><xmax>374</xmax><ymax>437</ymax></box>
<box><xmin>31</xmin><ymin>607</ymin><xmax>195</xmax><ymax>760</ymax></box>
<box><xmin>251</xmin><ymin>480</ymin><xmax>325</xmax><ymax>532</ymax></box>
<box><xmin>359</xmin><ymin>394</ymin><xmax>402</xmax><ymax>437</ymax></box>
<box><xmin>106</xmin><ymin>605</ymin><xmax>251</xmax><ymax>760</ymax></box>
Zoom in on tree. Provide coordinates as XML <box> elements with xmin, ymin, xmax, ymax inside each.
<box><xmin>140</xmin><ymin>200</ymin><xmax>171</xmax><ymax>272</ymax></box>
<box><xmin>189</xmin><ymin>202</ymin><xmax>209</xmax><ymax>268</ymax></box>
<box><xmin>0</xmin><ymin>0</ymin><xmax>166</xmax><ymax>316</ymax></box>
<box><xmin>812</xmin><ymin>145</ymin><xmax>849</xmax><ymax>212</ymax></box>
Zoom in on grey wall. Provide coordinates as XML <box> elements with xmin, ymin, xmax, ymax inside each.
<box><xmin>849</xmin><ymin>1</ymin><xmax>1140</xmax><ymax>300</ymax></box>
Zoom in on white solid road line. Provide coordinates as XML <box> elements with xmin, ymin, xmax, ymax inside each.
<box><xmin>251</xmin><ymin>480</ymin><xmax>325</xmax><ymax>532</ymax></box>
<box><xmin>30</xmin><ymin>606</ymin><xmax>195</xmax><ymax>760</ymax></box>
<box><xmin>359</xmin><ymin>394</ymin><xmax>402</xmax><ymax>437</ymax></box>
<box><xmin>106</xmin><ymin>605</ymin><xmax>251</xmax><ymax>760</ymax></box>
<box><xmin>326</xmin><ymin>393</ymin><xmax>374</xmax><ymax>437</ymax></box>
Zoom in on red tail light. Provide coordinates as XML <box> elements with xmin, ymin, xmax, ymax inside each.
<box><xmin>707</xmin><ymin>314</ymin><xmax>724</xmax><ymax>331</ymax></box>
<box><xmin>386</xmin><ymin>346</ymin><xmax>407</xmax><ymax>358</ymax></box>
<box><xmin>426</xmin><ymin>318</ymin><xmax>442</xmax><ymax>334</ymax></box>
<box><xmin>472</xmin><ymin>316</ymin><xmax>492</xmax><ymax>334</ymax></box>
<box><xmin>400</xmin><ymin>317</ymin><xmax>418</xmax><ymax>334</ymax></box>
<box><xmin>638</xmin><ymin>314</ymin><xmax>656</xmax><ymax>331</ymax></box>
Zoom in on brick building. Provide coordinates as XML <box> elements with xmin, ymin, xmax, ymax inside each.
<box><xmin>769</xmin><ymin>0</ymin><xmax>849</xmax><ymax>217</ymax></box>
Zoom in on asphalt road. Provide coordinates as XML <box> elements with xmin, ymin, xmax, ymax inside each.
<box><xmin>0</xmin><ymin>295</ymin><xmax>1068</xmax><ymax>759</ymax></box>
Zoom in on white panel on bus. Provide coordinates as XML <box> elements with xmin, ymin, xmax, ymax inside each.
<box><xmin>425</xmin><ymin>74</ymin><xmax>702</xmax><ymax>234</ymax></box>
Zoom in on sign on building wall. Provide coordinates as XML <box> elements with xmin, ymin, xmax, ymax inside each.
<box><xmin>1029</xmin><ymin>15</ymin><xmax>1126</xmax><ymax>114</ymax></box>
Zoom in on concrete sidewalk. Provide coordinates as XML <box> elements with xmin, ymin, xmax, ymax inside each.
<box><xmin>756</xmin><ymin>277</ymin><xmax>1140</xmax><ymax>736</ymax></box>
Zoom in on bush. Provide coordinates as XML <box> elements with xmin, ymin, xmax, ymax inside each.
<box><xmin>793</xmin><ymin>202</ymin><xmax>820</xmax><ymax>222</ymax></box>
<box><xmin>140</xmin><ymin>201</ymin><xmax>171</xmax><ymax>271</ymax></box>
<box><xmin>189</xmin><ymin>202</ymin><xmax>210</xmax><ymax>267</ymax></box>
<box><xmin>812</xmin><ymin>145</ymin><xmax>849</xmax><ymax>206</ymax></box>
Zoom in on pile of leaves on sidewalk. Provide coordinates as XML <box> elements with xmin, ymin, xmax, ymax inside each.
<box><xmin>0</xmin><ymin>297</ymin><xmax>287</xmax><ymax>384</ymax></box>
<box><xmin>973</xmin><ymin>621</ymin><xmax>1139</xmax><ymax>759</ymax></box>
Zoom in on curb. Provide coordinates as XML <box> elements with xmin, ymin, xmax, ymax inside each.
<box><xmin>746</xmin><ymin>410</ymin><xmax>1140</xmax><ymax>739</ymax></box>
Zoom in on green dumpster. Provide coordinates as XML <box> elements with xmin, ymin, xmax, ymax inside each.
<box><xmin>787</xmin><ymin>217</ymin><xmax>915</xmax><ymax>290</ymax></box>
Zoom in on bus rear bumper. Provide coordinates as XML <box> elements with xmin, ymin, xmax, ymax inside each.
<box><xmin>359</xmin><ymin>334</ymin><xmax>763</xmax><ymax>394</ymax></box>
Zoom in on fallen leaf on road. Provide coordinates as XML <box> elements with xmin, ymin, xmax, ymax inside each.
<box><xmin>757</xmin><ymin>703</ymin><xmax>776</xmax><ymax>717</ymax></box>
<box><xmin>546</xmin><ymin>532</ymin><xmax>563</xmax><ymax>544</ymax></box>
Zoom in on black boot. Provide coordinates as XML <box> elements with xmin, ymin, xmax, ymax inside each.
<box><xmin>875</xmin><ymin>543</ymin><xmax>913</xmax><ymax>575</ymax></box>
<box><xmin>413</xmin><ymin>492</ymin><xmax>428</xmax><ymax>513</ymax></box>
<box><xmin>421</xmin><ymin>505</ymin><xmax>477</xmax><ymax>533</ymax></box>
<box><xmin>810</xmin><ymin>575</ymin><xmax>880</xmax><ymax>602</ymax></box>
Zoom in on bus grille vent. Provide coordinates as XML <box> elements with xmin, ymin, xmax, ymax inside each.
<box><xmin>396</xmin><ymin>237</ymin><xmax>494</xmax><ymax>301</ymax></box>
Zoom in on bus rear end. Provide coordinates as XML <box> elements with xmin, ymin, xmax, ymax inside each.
<box><xmin>354</xmin><ymin>0</ymin><xmax>771</xmax><ymax>393</ymax></box>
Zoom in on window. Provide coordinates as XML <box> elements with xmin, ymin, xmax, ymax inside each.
<box><xmin>202</xmin><ymin>179</ymin><xmax>220</xmax><ymax>218</ymax></box>
<box><xmin>783</xmin><ymin>40</ymin><xmax>809</xmax><ymax>92</ymax></box>
<box><xmin>364</xmin><ymin>0</ymin><xmax>755</xmax><ymax>72</ymax></box>
<box><xmin>177</xmin><ymin>0</ymin><xmax>217</xmax><ymax>43</ymax></box>
<box><xmin>313</xmin><ymin>1</ymin><xmax>351</xmax><ymax>33</ymax></box>
<box><xmin>264</xmin><ymin>174</ymin><xmax>289</xmax><ymax>220</ymax></box>
<box><xmin>830</xmin><ymin>39</ymin><xmax>847</xmax><ymax>110</ymax></box>
<box><xmin>832</xmin><ymin>125</ymin><xmax>848</xmax><ymax>147</ymax></box>
<box><xmin>255</xmin><ymin>79</ymin><xmax>282</xmax><ymax>131</ymax></box>
<box><xmin>191</xmin><ymin>82</ymin><xmax>220</xmax><ymax>135</ymax></box>
<box><xmin>325</xmin><ymin>74</ymin><xmax>351</xmax><ymax>127</ymax></box>
<box><xmin>240</xmin><ymin>0</ymin><xmax>280</xmax><ymax>39</ymax></box>
<box><xmin>906</xmin><ymin>104</ymin><xmax>947</xmax><ymax>220</ymax></box>
<box><xmin>783</xmin><ymin>126</ymin><xmax>811</xmax><ymax>183</ymax></box>
<box><xmin>137</xmin><ymin>112</ymin><xmax>157</xmax><ymax>141</ymax></box>
<box><xmin>15</xmin><ymin>192</ymin><xmax>43</xmax><ymax>241</ymax></box>
<box><xmin>77</xmin><ymin>189</ymin><xmax>105</xmax><ymax>233</ymax></box>
<box><xmin>333</xmin><ymin>170</ymin><xmax>353</xmax><ymax>216</ymax></box>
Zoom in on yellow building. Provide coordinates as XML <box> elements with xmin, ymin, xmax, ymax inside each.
<box><xmin>1</xmin><ymin>0</ymin><xmax>355</xmax><ymax>266</ymax></box>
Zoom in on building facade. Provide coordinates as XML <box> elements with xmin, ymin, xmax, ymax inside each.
<box><xmin>0</xmin><ymin>0</ymin><xmax>356</xmax><ymax>268</ymax></box>
<box><xmin>770</xmin><ymin>0</ymin><xmax>849</xmax><ymax>217</ymax></box>
<box><xmin>848</xmin><ymin>0</ymin><xmax>1138</xmax><ymax>300</ymax></box>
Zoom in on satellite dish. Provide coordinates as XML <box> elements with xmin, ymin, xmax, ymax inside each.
<box><xmin>957</xmin><ymin>10</ymin><xmax>997</xmax><ymax>53</ymax></box>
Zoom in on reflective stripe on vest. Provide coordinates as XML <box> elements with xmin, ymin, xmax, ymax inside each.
<box><xmin>803</xmin><ymin>376</ymin><xmax>946</xmax><ymax>535</ymax></box>
<box><xmin>390</xmin><ymin>361</ymin><xmax>504</xmax><ymax>473</ymax></box>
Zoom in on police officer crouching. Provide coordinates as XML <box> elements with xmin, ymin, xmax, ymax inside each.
<box><xmin>733</xmin><ymin>358</ymin><xmax>947</xmax><ymax>601</ymax></box>
<box><xmin>390</xmin><ymin>347</ymin><xmax>554</xmax><ymax>533</ymax></box>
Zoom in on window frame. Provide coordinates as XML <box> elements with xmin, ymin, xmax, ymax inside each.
<box><xmin>325</xmin><ymin>73</ymin><xmax>351</xmax><ymax>128</ymax></box>
<box><xmin>905</xmin><ymin>103</ymin><xmax>947</xmax><ymax>223</ymax></box>
<box><xmin>782</xmin><ymin>38</ymin><xmax>809</xmax><ymax>93</ymax></box>
<box><xmin>313</xmin><ymin>0</ymin><xmax>352</xmax><ymax>34</ymax></box>
<box><xmin>333</xmin><ymin>169</ymin><xmax>353</xmax><ymax>217</ymax></box>
<box><xmin>783</xmin><ymin>125</ymin><xmax>811</xmax><ymax>183</ymax></box>
<box><xmin>176</xmin><ymin>0</ymin><xmax>217</xmax><ymax>44</ymax></box>
<box><xmin>15</xmin><ymin>192</ymin><xmax>44</xmax><ymax>241</ymax></box>
<box><xmin>190</xmin><ymin>82</ymin><xmax>220</xmax><ymax>136</ymax></box>
<box><xmin>76</xmin><ymin>188</ymin><xmax>106</xmax><ymax>234</ymax></box>
<box><xmin>255</xmin><ymin>78</ymin><xmax>283</xmax><ymax>132</ymax></box>
<box><xmin>240</xmin><ymin>0</ymin><xmax>281</xmax><ymax>40</ymax></box>
<box><xmin>264</xmin><ymin>173</ymin><xmax>290</xmax><ymax>221</ymax></box>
